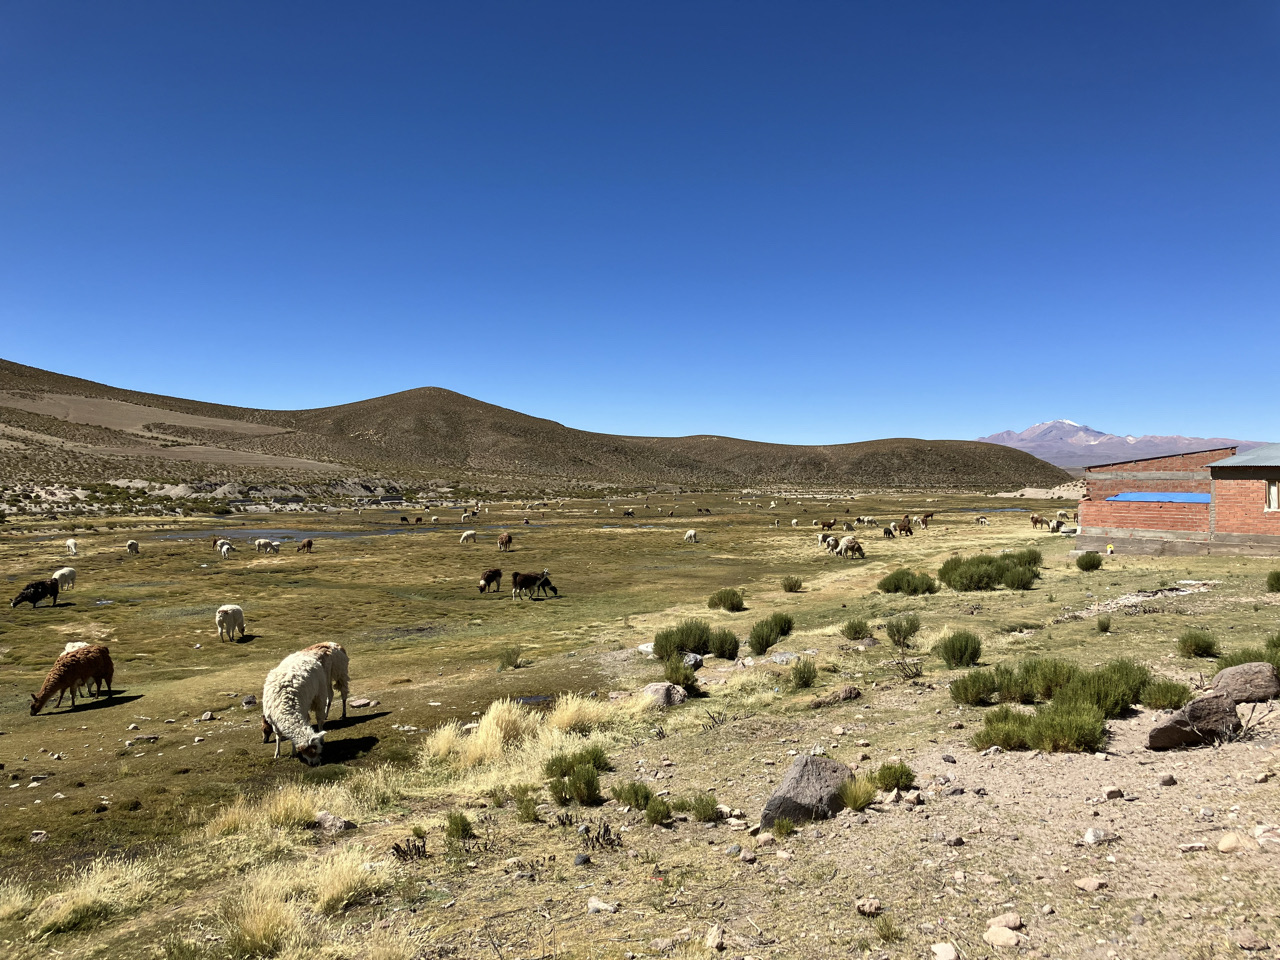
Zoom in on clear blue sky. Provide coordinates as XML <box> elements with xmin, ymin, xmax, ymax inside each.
<box><xmin>1</xmin><ymin>2</ymin><xmax>1277</xmax><ymax>444</ymax></box>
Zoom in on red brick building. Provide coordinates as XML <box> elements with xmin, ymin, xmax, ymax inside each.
<box><xmin>1077</xmin><ymin>443</ymin><xmax>1280</xmax><ymax>556</ymax></box>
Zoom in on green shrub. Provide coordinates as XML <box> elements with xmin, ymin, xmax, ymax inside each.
<box><xmin>709</xmin><ymin>628</ymin><xmax>739</xmax><ymax>660</ymax></box>
<box><xmin>1021</xmin><ymin>657</ymin><xmax>1080</xmax><ymax>700</ymax></box>
<box><xmin>873</xmin><ymin>915</ymin><xmax>904</xmax><ymax>944</ymax></box>
<box><xmin>497</xmin><ymin>645</ymin><xmax>522</xmax><ymax>671</ymax></box>
<box><xmin>840</xmin><ymin>618</ymin><xmax>872</xmax><ymax>642</ymax></box>
<box><xmin>1267</xmin><ymin>632</ymin><xmax>1280</xmax><ymax>653</ymax></box>
<box><xmin>566</xmin><ymin>765</ymin><xmax>603</xmax><ymax>805</ymax></box>
<box><xmin>486</xmin><ymin>785</ymin><xmax>509</xmax><ymax>808</ymax></box>
<box><xmin>515</xmin><ymin>794</ymin><xmax>540</xmax><ymax>823</ymax></box>
<box><xmin>689</xmin><ymin>793</ymin><xmax>722</xmax><ymax>822</ymax></box>
<box><xmin>548</xmin><ymin>778</ymin><xmax>572</xmax><ymax>806</ymax></box>
<box><xmin>970</xmin><ymin>704</ymin><xmax>1033</xmax><ymax>751</ymax></box>
<box><xmin>1076</xmin><ymin>551</ymin><xmax>1103</xmax><ymax>572</ymax></box>
<box><xmin>1214</xmin><ymin>647</ymin><xmax>1280</xmax><ymax>674</ymax></box>
<box><xmin>668</xmin><ymin>796</ymin><xmax>691</xmax><ymax>813</ymax></box>
<box><xmin>1139</xmin><ymin>678</ymin><xmax>1193</xmax><ymax>710</ymax></box>
<box><xmin>886</xmin><ymin>613</ymin><xmax>922</xmax><ymax>649</ymax></box>
<box><xmin>444</xmin><ymin>810</ymin><xmax>474</xmax><ymax>841</ymax></box>
<box><xmin>1177</xmin><ymin>629</ymin><xmax>1219</xmax><ymax>658</ymax></box>
<box><xmin>877</xmin><ymin>569</ymin><xmax>940</xmax><ymax>595</ymax></box>
<box><xmin>653</xmin><ymin>619</ymin><xmax>713</xmax><ymax>660</ymax></box>
<box><xmin>611</xmin><ymin>781</ymin><xmax>654</xmax><ymax>809</ymax></box>
<box><xmin>780</xmin><ymin>576</ymin><xmax>803</xmax><ymax>593</ymax></box>
<box><xmin>790</xmin><ymin>657</ymin><xmax>818</xmax><ymax>689</ymax></box>
<box><xmin>748</xmin><ymin>619</ymin><xmax>781</xmax><ymax>656</ymax></box>
<box><xmin>771</xmin><ymin>816</ymin><xmax>796</xmax><ymax>838</ymax></box>
<box><xmin>543</xmin><ymin>746</ymin><xmax>611</xmax><ymax>778</ymax></box>
<box><xmin>1267</xmin><ymin>570</ymin><xmax>1280</xmax><ymax>593</ymax></box>
<box><xmin>949</xmin><ymin>669</ymin><xmax>997</xmax><ymax>706</ymax></box>
<box><xmin>939</xmin><ymin>551</ymin><xmax>1041</xmax><ymax>591</ymax></box>
<box><xmin>837</xmin><ymin>776</ymin><xmax>877</xmax><ymax>812</ymax></box>
<box><xmin>1026</xmin><ymin>701</ymin><xmax>1107</xmax><ymax>753</ymax></box>
<box><xmin>993</xmin><ymin>663</ymin><xmax>1036</xmax><ymax>704</ymax></box>
<box><xmin>664</xmin><ymin>655</ymin><xmax>698</xmax><ymax>690</ymax></box>
<box><xmin>874</xmin><ymin>761</ymin><xmax>915</xmax><ymax>792</ymax></box>
<box><xmin>1100</xmin><ymin>658</ymin><xmax>1151</xmax><ymax>703</ymax></box>
<box><xmin>1096</xmin><ymin>615</ymin><xmax>1112</xmax><ymax>634</ymax></box>
<box><xmin>644</xmin><ymin>797</ymin><xmax>671</xmax><ymax>826</ymax></box>
<box><xmin>707</xmin><ymin>588</ymin><xmax>745</xmax><ymax>612</ymax></box>
<box><xmin>769</xmin><ymin>612</ymin><xmax>795</xmax><ymax>636</ymax></box>
<box><xmin>934</xmin><ymin>630</ymin><xmax>981</xmax><ymax>668</ymax></box>
<box><xmin>1055</xmin><ymin>660</ymin><xmax>1148</xmax><ymax>719</ymax></box>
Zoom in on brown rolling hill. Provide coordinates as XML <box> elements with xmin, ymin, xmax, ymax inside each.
<box><xmin>0</xmin><ymin>358</ymin><xmax>1071</xmax><ymax>489</ymax></box>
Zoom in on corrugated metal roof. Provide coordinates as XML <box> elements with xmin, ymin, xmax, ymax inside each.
<box><xmin>1209</xmin><ymin>442</ymin><xmax>1280</xmax><ymax>468</ymax></box>
<box><xmin>1105</xmin><ymin>492</ymin><xmax>1211</xmax><ymax>503</ymax></box>
<box><xmin>1083</xmin><ymin>446</ymin><xmax>1236</xmax><ymax>470</ymax></box>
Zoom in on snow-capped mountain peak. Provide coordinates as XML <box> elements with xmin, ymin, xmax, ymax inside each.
<box><xmin>976</xmin><ymin>421</ymin><xmax>1267</xmax><ymax>468</ymax></box>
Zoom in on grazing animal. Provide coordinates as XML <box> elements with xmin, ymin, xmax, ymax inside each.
<box><xmin>791</xmin><ymin>519</ymin><xmax>799</xmax><ymax>527</ymax></box>
<box><xmin>11</xmin><ymin>579</ymin><xmax>59</xmax><ymax>608</ymax></box>
<box><xmin>215</xmin><ymin>538</ymin><xmax>231</xmax><ymax>553</ymax></box>
<box><xmin>900</xmin><ymin>524</ymin><xmax>914</xmax><ymax>537</ymax></box>
<box><xmin>52</xmin><ymin>567</ymin><xmax>76</xmax><ymax>591</ymax></box>
<box><xmin>976</xmin><ymin>515</ymin><xmax>990</xmax><ymax>525</ymax></box>
<box><xmin>62</xmin><ymin>641</ymin><xmax>91</xmax><ymax>695</ymax></box>
<box><xmin>1057</xmin><ymin>510</ymin><xmax>1069</xmax><ymax>521</ymax></box>
<box><xmin>460</xmin><ymin>530</ymin><xmax>477</xmax><ymax>544</ymax></box>
<box><xmin>836</xmin><ymin>536</ymin><xmax>865</xmax><ymax>559</ymax></box>
<box><xmin>400</xmin><ymin>516</ymin><xmax>409</xmax><ymax>524</ymax></box>
<box><xmin>622</xmin><ymin>508</ymin><xmax>635</xmax><ymax>517</ymax></box>
<box><xmin>254</xmin><ymin>538</ymin><xmax>273</xmax><ymax>553</ymax></box>
<box><xmin>126</xmin><ymin>539</ymin><xmax>140</xmax><ymax>554</ymax></box>
<box><xmin>414</xmin><ymin>517</ymin><xmax>423</xmax><ymax>525</ymax></box>
<box><xmin>431</xmin><ymin>516</ymin><xmax>440</xmax><ymax>522</ymax></box>
<box><xmin>497</xmin><ymin>532</ymin><xmax>513</xmax><ymax>552</ymax></box>
<box><xmin>883</xmin><ymin>527</ymin><xmax>895</xmax><ymax>539</ymax></box>
<box><xmin>219</xmin><ymin>542</ymin><xmax>235</xmax><ymax>559</ymax></box>
<box><xmin>269</xmin><ymin>541</ymin><xmax>281</xmax><ymax>554</ymax></box>
<box><xmin>842</xmin><ymin>521</ymin><xmax>854</xmax><ymax>531</ymax></box>
<box><xmin>479</xmin><ymin>568</ymin><xmax>503</xmax><ymax>593</ymax></box>
<box><xmin>684</xmin><ymin>529</ymin><xmax>697</xmax><ymax>543</ymax></box>
<box><xmin>301</xmin><ymin>641</ymin><xmax>350</xmax><ymax>720</ymax></box>
<box><xmin>66</xmin><ymin>538</ymin><xmax>78</xmax><ymax>557</ymax></box>
<box><xmin>1030</xmin><ymin>514</ymin><xmax>1047</xmax><ymax>530</ymax></box>
<box><xmin>216</xmin><ymin>604</ymin><xmax>246</xmax><ymax>642</ymax></box>
<box><xmin>536</xmin><ymin>576</ymin><xmax>558</xmax><ymax>597</ymax></box>
<box><xmin>1049</xmin><ymin>519</ymin><xmax>1064</xmax><ymax>533</ymax></box>
<box><xmin>818</xmin><ymin>532</ymin><xmax>836</xmax><ymax>546</ymax></box>
<box><xmin>297</xmin><ymin>539</ymin><xmax>314</xmax><ymax>553</ymax></box>
<box><xmin>1072</xmin><ymin>511</ymin><xmax>1079</xmax><ymax>522</ymax></box>
<box><xmin>511</xmin><ymin>569</ymin><xmax>550</xmax><ymax>600</ymax></box>
<box><xmin>30</xmin><ymin>644</ymin><xmax>113</xmax><ymax>715</ymax></box>
<box><xmin>260</xmin><ymin>650</ymin><xmax>331</xmax><ymax>765</ymax></box>
<box><xmin>820</xmin><ymin>518</ymin><xmax>838</xmax><ymax>531</ymax></box>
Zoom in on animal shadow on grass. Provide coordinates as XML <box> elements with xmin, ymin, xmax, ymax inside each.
<box><xmin>322</xmin><ymin>710</ymin><xmax>390</xmax><ymax>732</ymax></box>
<box><xmin>58</xmin><ymin>692</ymin><xmax>144</xmax><ymax>714</ymax></box>
<box><xmin>229</xmin><ymin>633</ymin><xmax>260</xmax><ymax>645</ymax></box>
<box><xmin>320</xmin><ymin>734</ymin><xmax>381</xmax><ymax>764</ymax></box>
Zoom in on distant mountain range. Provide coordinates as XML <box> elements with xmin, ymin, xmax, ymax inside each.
<box><xmin>977</xmin><ymin>420</ymin><xmax>1270</xmax><ymax>469</ymax></box>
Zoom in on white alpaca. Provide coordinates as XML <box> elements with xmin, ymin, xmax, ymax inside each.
<box><xmin>216</xmin><ymin>604</ymin><xmax>246</xmax><ymax>642</ymax></box>
<box><xmin>260</xmin><ymin>651</ymin><xmax>330</xmax><ymax>765</ymax></box>
<box><xmin>301</xmin><ymin>641</ymin><xmax>350</xmax><ymax>719</ymax></box>
<box><xmin>52</xmin><ymin>567</ymin><xmax>76</xmax><ymax>591</ymax></box>
<box><xmin>460</xmin><ymin>530</ymin><xmax>477</xmax><ymax>544</ymax></box>
<box><xmin>791</xmin><ymin>519</ymin><xmax>798</xmax><ymax>527</ymax></box>
<box><xmin>684</xmin><ymin>529</ymin><xmax>697</xmax><ymax>543</ymax></box>
<box><xmin>254</xmin><ymin>538</ymin><xmax>273</xmax><ymax>553</ymax></box>
<box><xmin>219</xmin><ymin>542</ymin><xmax>235</xmax><ymax>559</ymax></box>
<box><xmin>268</xmin><ymin>541</ymin><xmax>281</xmax><ymax>554</ymax></box>
<box><xmin>65</xmin><ymin>538</ymin><xmax>78</xmax><ymax>557</ymax></box>
<box><xmin>125</xmin><ymin>540</ymin><xmax>139</xmax><ymax>554</ymax></box>
<box><xmin>215</xmin><ymin>539</ymin><xmax>231</xmax><ymax>553</ymax></box>
<box><xmin>975</xmin><ymin>516</ymin><xmax>989</xmax><ymax>526</ymax></box>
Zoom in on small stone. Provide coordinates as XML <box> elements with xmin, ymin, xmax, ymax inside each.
<box><xmin>931</xmin><ymin>945</ymin><xmax>959</xmax><ymax>960</ymax></box>
<box><xmin>945</xmin><ymin>836</ymin><xmax>965</xmax><ymax>847</ymax></box>
<box><xmin>948</xmin><ymin>721</ymin><xmax>964</xmax><ymax>730</ymax></box>
<box><xmin>980</xmin><ymin>745</ymin><xmax>1002</xmax><ymax>757</ymax></box>
<box><xmin>739</xmin><ymin>849</ymin><xmax>756</xmax><ymax>864</ymax></box>
<box><xmin>885</xmin><ymin>788</ymin><xmax>901</xmax><ymax>803</ymax></box>
<box><xmin>29</xmin><ymin>830</ymin><xmax>47</xmax><ymax>843</ymax></box>
<box><xmin>987</xmin><ymin>912</ymin><xmax>1022</xmax><ymax>930</ymax></box>
<box><xmin>726</xmin><ymin>844</ymin><xmax>742</xmax><ymax>857</ymax></box>
<box><xmin>1040</xmin><ymin>904</ymin><xmax>1055</xmax><ymax>915</ymax></box>
<box><xmin>200</xmin><ymin>711</ymin><xmax>214</xmax><ymax>722</ymax></box>
<box><xmin>941</xmin><ymin>754</ymin><xmax>956</xmax><ymax>764</ymax></box>
<box><xmin>1102</xmin><ymin>785</ymin><xmax>1124</xmax><ymax>800</ymax></box>
<box><xmin>1074</xmin><ymin>876</ymin><xmax>1107</xmax><ymax>892</ymax></box>
<box><xmin>704</xmin><ymin>923</ymin><xmax>726</xmax><ymax>951</ymax></box>
<box><xmin>832</xmin><ymin>726</ymin><xmax>845</xmax><ymax>736</ymax></box>
<box><xmin>127</xmin><ymin>723</ymin><xmax>140</xmax><ymax>731</ymax></box>
<box><xmin>349</xmin><ymin>697</ymin><xmax>371</xmax><ymax>708</ymax></box>
<box><xmin>1218</xmin><ymin>831</ymin><xmax>1258</xmax><ymax>854</ymax></box>
<box><xmin>649</xmin><ymin>938</ymin><xmax>676</xmax><ymax>954</ymax></box>
<box><xmin>1179</xmin><ymin>842</ymin><xmax>1208</xmax><ymax>853</ymax></box>
<box><xmin>1084</xmin><ymin>828</ymin><xmax>1118</xmax><ymax>845</ymax></box>
<box><xmin>586</xmin><ymin>896</ymin><xmax>618</xmax><ymax>914</ymax></box>
<box><xmin>1158</xmin><ymin>773</ymin><xmax>1176</xmax><ymax>786</ymax></box>
<box><xmin>757</xmin><ymin>834</ymin><xmax>776</xmax><ymax>847</ymax></box>
<box><xmin>982</xmin><ymin>926</ymin><xmax>1021</xmax><ymax>947</ymax></box>
<box><xmin>1236</xmin><ymin>930</ymin><xmax>1270</xmax><ymax>951</ymax></box>
<box><xmin>855</xmin><ymin>897</ymin><xmax>882</xmax><ymax>916</ymax></box>
<box><xmin>1131</xmin><ymin>912</ymin><xmax>1146</xmax><ymax>926</ymax></box>
<box><xmin>313</xmin><ymin>810</ymin><xmax>356</xmax><ymax>833</ymax></box>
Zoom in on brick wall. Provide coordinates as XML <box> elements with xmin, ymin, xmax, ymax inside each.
<box><xmin>1085</xmin><ymin>448</ymin><xmax>1235</xmax><ymax>475</ymax></box>
<box><xmin>1079</xmin><ymin>499</ymin><xmax>1210</xmax><ymax>534</ymax></box>
<box><xmin>1084</xmin><ymin>477</ymin><xmax>1210</xmax><ymax>501</ymax></box>
<box><xmin>1213</xmin><ymin>478</ymin><xmax>1280</xmax><ymax>536</ymax></box>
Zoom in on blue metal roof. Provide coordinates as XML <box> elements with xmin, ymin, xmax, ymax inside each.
<box><xmin>1105</xmin><ymin>492</ymin><xmax>1211</xmax><ymax>503</ymax></box>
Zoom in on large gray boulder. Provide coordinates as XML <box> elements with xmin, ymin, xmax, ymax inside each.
<box><xmin>1148</xmin><ymin>693</ymin><xmax>1242</xmax><ymax>750</ymax></box>
<box><xmin>760</xmin><ymin>755</ymin><xmax>852</xmax><ymax>827</ymax></box>
<box><xmin>1211</xmin><ymin>662</ymin><xmax>1280</xmax><ymax>705</ymax></box>
<box><xmin>641</xmin><ymin>682</ymin><xmax>688</xmax><ymax>707</ymax></box>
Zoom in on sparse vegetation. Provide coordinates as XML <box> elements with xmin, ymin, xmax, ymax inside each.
<box><xmin>1096</xmin><ymin>614</ymin><xmax>1112</xmax><ymax>634</ymax></box>
<box><xmin>934</xmin><ymin>630</ymin><xmax>981</xmax><ymax>667</ymax></box>
<box><xmin>645</xmin><ymin>797</ymin><xmax>672</xmax><ymax>826</ymax></box>
<box><xmin>654</xmin><ymin>618</ymin><xmax>713</xmax><ymax>659</ymax></box>
<box><xmin>781</xmin><ymin>575</ymin><xmax>803</xmax><ymax>593</ymax></box>
<box><xmin>939</xmin><ymin>549</ymin><xmax>1041</xmax><ymax>591</ymax></box>
<box><xmin>748</xmin><ymin>615</ymin><xmax>792</xmax><ymax>655</ymax></box>
<box><xmin>611</xmin><ymin>781</ymin><xmax>654</xmax><ymax>809</ymax></box>
<box><xmin>838</xmin><ymin>776</ymin><xmax>877</xmax><ymax>812</ymax></box>
<box><xmin>790</xmin><ymin>657</ymin><xmax>818</xmax><ymax>688</ymax></box>
<box><xmin>543</xmin><ymin>745</ymin><xmax>612</xmax><ymax>778</ymax></box>
<box><xmin>1177</xmin><ymin>628</ymin><xmax>1220</xmax><ymax>659</ymax></box>
<box><xmin>771</xmin><ymin>816</ymin><xmax>796</xmax><ymax>838</ymax></box>
<box><xmin>664</xmin><ymin>654</ymin><xmax>699</xmax><ymax>690</ymax></box>
<box><xmin>874</xmin><ymin>761</ymin><xmax>915</xmax><ymax>792</ymax></box>
<box><xmin>1076</xmin><ymin>551</ymin><xmax>1104</xmax><ymax>572</ymax></box>
<box><xmin>950</xmin><ymin>669</ymin><xmax>998</xmax><ymax>706</ymax></box>
<box><xmin>1267</xmin><ymin>570</ymin><xmax>1280</xmax><ymax>592</ymax></box>
<box><xmin>707</xmin><ymin>588</ymin><xmax>745</xmax><ymax>611</ymax></box>
<box><xmin>877</xmin><ymin>569</ymin><xmax>939</xmax><ymax>595</ymax></box>
<box><xmin>1214</xmin><ymin>646</ymin><xmax>1280</xmax><ymax>674</ymax></box>
<box><xmin>444</xmin><ymin>810</ymin><xmax>474</xmax><ymax>840</ymax></box>
<box><xmin>496</xmin><ymin>644</ymin><xmax>522</xmax><ymax>671</ymax></box>
<box><xmin>1140</xmin><ymin>678</ymin><xmax>1194</xmax><ymax>710</ymax></box>
<box><xmin>840</xmin><ymin>617</ymin><xmax>872</xmax><ymax>642</ymax></box>
<box><xmin>885</xmin><ymin>613</ymin><xmax>921</xmax><ymax>649</ymax></box>
<box><xmin>689</xmin><ymin>793</ymin><xmax>722</xmax><ymax>822</ymax></box>
<box><xmin>709</xmin><ymin>627</ymin><xmax>740</xmax><ymax>659</ymax></box>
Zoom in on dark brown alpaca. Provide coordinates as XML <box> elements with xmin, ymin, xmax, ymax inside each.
<box><xmin>31</xmin><ymin>644</ymin><xmax>114</xmax><ymax>715</ymax></box>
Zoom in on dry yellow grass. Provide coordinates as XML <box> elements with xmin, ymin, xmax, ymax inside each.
<box><xmin>458</xmin><ymin>697</ymin><xmax>538</xmax><ymax>766</ymax></box>
<box><xmin>220</xmin><ymin>884</ymin><xmax>311</xmax><ymax>958</ymax></box>
<box><xmin>545</xmin><ymin>691</ymin><xmax>617</xmax><ymax>734</ymax></box>
<box><xmin>0</xmin><ymin>879</ymin><xmax>35</xmax><ymax>922</ymax></box>
<box><xmin>28</xmin><ymin>857</ymin><xmax>157</xmax><ymax>938</ymax></box>
<box><xmin>309</xmin><ymin>846</ymin><xmax>392</xmax><ymax>915</ymax></box>
<box><xmin>420</xmin><ymin>719</ymin><xmax>463</xmax><ymax>760</ymax></box>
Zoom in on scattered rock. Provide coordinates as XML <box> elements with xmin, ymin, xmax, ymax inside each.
<box><xmin>649</xmin><ymin>938</ymin><xmax>676</xmax><ymax>954</ymax></box>
<box><xmin>1074</xmin><ymin>876</ymin><xmax>1107</xmax><ymax>892</ymax></box>
<box><xmin>1159</xmin><ymin>773</ymin><xmax>1177</xmax><ymax>786</ymax></box>
<box><xmin>726</xmin><ymin>844</ymin><xmax>742</xmax><ymax>857</ymax></box>
<box><xmin>574</xmin><ymin>853</ymin><xmax>591</xmax><ymax>866</ymax></box>
<box><xmin>771</xmin><ymin>652</ymin><xmax>798</xmax><ymax>665</ymax></box>
<box><xmin>948</xmin><ymin>721</ymin><xmax>964</xmax><ymax>730</ymax></box>
<box><xmin>1040</xmin><ymin>904</ymin><xmax>1055</xmax><ymax>916</ymax></box>
<box><xmin>931</xmin><ymin>945</ymin><xmax>958</xmax><ymax>960</ymax></box>
<box><xmin>759</xmin><ymin>755</ymin><xmax>852</xmax><ymax>828</ymax></box>
<box><xmin>1179</xmin><ymin>842</ymin><xmax>1208</xmax><ymax>853</ymax></box>
<box><xmin>29</xmin><ymin>830</ymin><xmax>47</xmax><ymax>843</ymax></box>
<box><xmin>809</xmin><ymin>685</ymin><xmax>861</xmax><ymax>709</ymax></box>
<box><xmin>982</xmin><ymin>926</ymin><xmax>1021</xmax><ymax>948</ymax></box>
<box><xmin>855</xmin><ymin>897</ymin><xmax>881</xmax><ymax>916</ymax></box>
<box><xmin>1102</xmin><ymin>785</ymin><xmax>1124</xmax><ymax>800</ymax></box>
<box><xmin>127</xmin><ymin>723</ymin><xmax>140</xmax><ymax>731</ymax></box>
<box><xmin>945</xmin><ymin>836</ymin><xmax>965</xmax><ymax>847</ymax></box>
<box><xmin>980</xmin><ymin>745</ymin><xmax>1002</xmax><ymax>757</ymax></box>
<box><xmin>1236</xmin><ymin>930</ymin><xmax>1270</xmax><ymax>951</ymax></box>
<box><xmin>241</xmin><ymin>695</ymin><xmax>257</xmax><ymax>708</ymax></box>
<box><xmin>1253</xmin><ymin>824</ymin><xmax>1280</xmax><ymax>852</ymax></box>
<box><xmin>349</xmin><ymin>697</ymin><xmax>371</xmax><ymax>708</ymax></box>
<box><xmin>941</xmin><ymin>754</ymin><xmax>956</xmax><ymax>764</ymax></box>
<box><xmin>586</xmin><ymin>896</ymin><xmax>618</xmax><ymax>914</ymax></box>
<box><xmin>682</xmin><ymin>652</ymin><xmax>704</xmax><ymax>670</ymax></box>
<box><xmin>1083</xmin><ymin>828</ymin><xmax>1119</xmax><ymax>845</ymax></box>
<box><xmin>1147</xmin><ymin>693</ymin><xmax>1242</xmax><ymax>750</ymax></box>
<box><xmin>313</xmin><ymin>810</ymin><xmax>356</xmax><ymax>833</ymax></box>
<box><xmin>757</xmin><ymin>834</ymin><xmax>776</xmax><ymax>848</ymax></box>
<box><xmin>738</xmin><ymin>850</ymin><xmax>756</xmax><ymax>864</ymax></box>
<box><xmin>1211</xmin><ymin>662</ymin><xmax>1280</xmax><ymax>705</ymax></box>
<box><xmin>1218</xmin><ymin>831</ymin><xmax>1258</xmax><ymax>854</ymax></box>
<box><xmin>200</xmin><ymin>711</ymin><xmax>214</xmax><ymax>722</ymax></box>
<box><xmin>642</xmin><ymin>682</ymin><xmax>689</xmax><ymax>708</ymax></box>
<box><xmin>704</xmin><ymin>924</ymin><xmax>726</xmax><ymax>951</ymax></box>
<box><xmin>1131</xmin><ymin>912</ymin><xmax>1146</xmax><ymax>926</ymax></box>
<box><xmin>987</xmin><ymin>913</ymin><xmax>1022</xmax><ymax>930</ymax></box>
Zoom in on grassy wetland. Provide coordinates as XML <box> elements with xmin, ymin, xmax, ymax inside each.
<box><xmin>2</xmin><ymin>494</ymin><xmax>1279</xmax><ymax>959</ymax></box>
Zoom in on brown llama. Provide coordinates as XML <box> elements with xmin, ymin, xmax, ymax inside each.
<box><xmin>31</xmin><ymin>644</ymin><xmax>114</xmax><ymax>715</ymax></box>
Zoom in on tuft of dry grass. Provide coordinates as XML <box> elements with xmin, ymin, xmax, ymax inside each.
<box><xmin>0</xmin><ymin>879</ymin><xmax>36</xmax><ymax>922</ymax></box>
<box><xmin>421</xmin><ymin>720</ymin><xmax>464</xmax><ymax>761</ymax></box>
<box><xmin>459</xmin><ymin>698</ymin><xmax>539</xmax><ymax>766</ymax></box>
<box><xmin>545</xmin><ymin>692</ymin><xmax>615</xmax><ymax>734</ymax></box>
<box><xmin>220</xmin><ymin>883</ymin><xmax>311</xmax><ymax>958</ymax></box>
<box><xmin>310</xmin><ymin>847</ymin><xmax>391</xmax><ymax>916</ymax></box>
<box><xmin>29</xmin><ymin>857</ymin><xmax>157</xmax><ymax>937</ymax></box>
